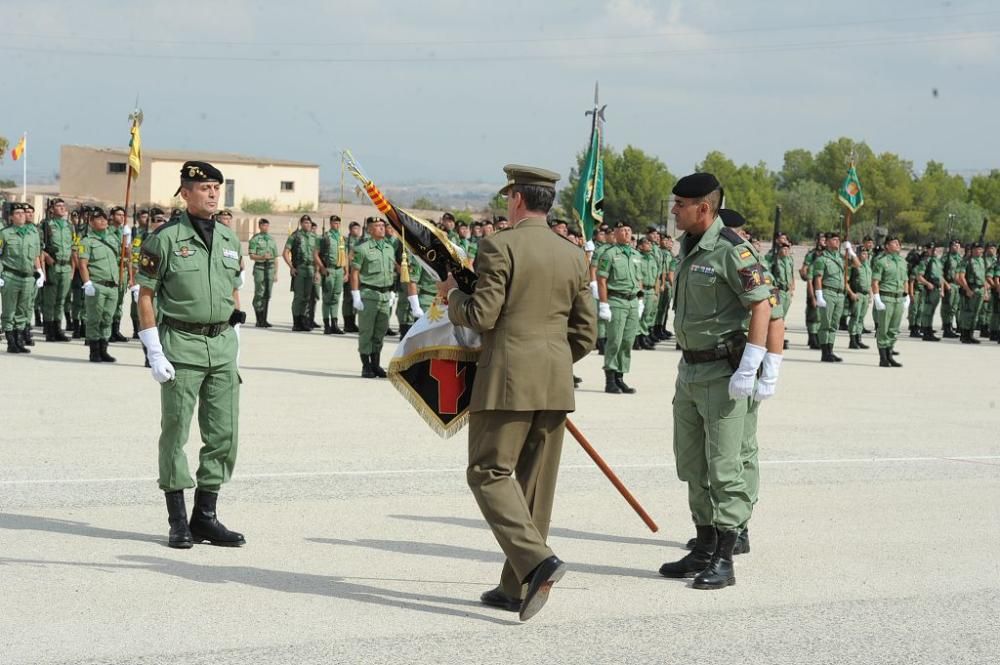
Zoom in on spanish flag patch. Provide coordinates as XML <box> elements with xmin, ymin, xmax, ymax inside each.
<box><xmin>739</xmin><ymin>249</ymin><xmax>752</xmax><ymax>260</ymax></box>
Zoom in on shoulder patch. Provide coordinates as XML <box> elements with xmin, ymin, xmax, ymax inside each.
<box><xmin>739</xmin><ymin>249</ymin><xmax>752</xmax><ymax>260</ymax></box>
<box><xmin>738</xmin><ymin>263</ymin><xmax>767</xmax><ymax>292</ymax></box>
<box><xmin>139</xmin><ymin>247</ymin><xmax>160</xmax><ymax>277</ymax></box>
<box><xmin>720</xmin><ymin>227</ymin><xmax>744</xmax><ymax>246</ymax></box>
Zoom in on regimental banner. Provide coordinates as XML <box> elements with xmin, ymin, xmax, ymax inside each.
<box><xmin>387</xmin><ymin>298</ymin><xmax>481</xmax><ymax>438</ymax></box>
<box><xmin>838</xmin><ymin>164</ymin><xmax>865</xmax><ymax>213</ymax></box>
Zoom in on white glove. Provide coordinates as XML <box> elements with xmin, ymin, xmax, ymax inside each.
<box><xmin>233</xmin><ymin>323</ymin><xmax>241</xmax><ymax>367</ymax></box>
<box><xmin>903</xmin><ymin>295</ymin><xmax>910</xmax><ymax>311</ymax></box>
<box><xmin>122</xmin><ymin>225</ymin><xmax>132</xmax><ymax>239</ymax></box>
<box><xmin>728</xmin><ymin>343</ymin><xmax>766</xmax><ymax>400</ymax></box>
<box><xmin>598</xmin><ymin>301</ymin><xmax>612</xmax><ymax>321</ymax></box>
<box><xmin>0</xmin><ymin>276</ymin><xmax>5</xmax><ymax>288</ymax></box>
<box><xmin>873</xmin><ymin>293</ymin><xmax>886</xmax><ymax>311</ymax></box>
<box><xmin>584</xmin><ymin>240</ymin><xmax>595</xmax><ymax>252</ymax></box>
<box><xmin>589</xmin><ymin>280</ymin><xmax>599</xmax><ymax>299</ymax></box>
<box><xmin>130</xmin><ymin>284</ymin><xmax>140</xmax><ymax>302</ymax></box>
<box><xmin>35</xmin><ymin>273</ymin><xmax>45</xmax><ymax>288</ymax></box>
<box><xmin>815</xmin><ymin>289</ymin><xmax>827</xmax><ymax>308</ymax></box>
<box><xmin>388</xmin><ymin>291</ymin><xmax>398</xmax><ymax>311</ymax></box>
<box><xmin>842</xmin><ymin>240</ymin><xmax>856</xmax><ymax>258</ymax></box>
<box><xmin>754</xmin><ymin>352</ymin><xmax>783</xmax><ymax>401</ymax></box>
<box><xmin>637</xmin><ymin>298</ymin><xmax>645</xmax><ymax>318</ymax></box>
<box><xmin>237</xmin><ymin>270</ymin><xmax>246</xmax><ymax>289</ymax></box>
<box><xmin>408</xmin><ymin>294</ymin><xmax>424</xmax><ymax>319</ymax></box>
<box><xmin>83</xmin><ymin>280</ymin><xmax>96</xmax><ymax>297</ymax></box>
<box><xmin>138</xmin><ymin>327</ymin><xmax>175</xmax><ymax>383</ymax></box>
<box><xmin>352</xmin><ymin>289</ymin><xmax>364</xmax><ymax>312</ymax></box>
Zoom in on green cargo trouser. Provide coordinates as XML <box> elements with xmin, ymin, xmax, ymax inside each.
<box><xmin>874</xmin><ymin>294</ymin><xmax>905</xmax><ymax>348</ymax></box>
<box><xmin>42</xmin><ymin>269</ymin><xmax>72</xmax><ymax>323</ymax></box>
<box><xmin>959</xmin><ymin>289</ymin><xmax>984</xmax><ymax>331</ymax></box>
<box><xmin>817</xmin><ymin>290</ymin><xmax>845</xmax><ymax>346</ymax></box>
<box><xmin>908</xmin><ymin>288</ymin><xmax>920</xmax><ymax>328</ymax></box>
<box><xmin>1</xmin><ymin>273</ymin><xmax>34</xmax><ymax>331</ymax></box>
<box><xmin>805</xmin><ymin>299</ymin><xmax>819</xmax><ymax>334</ymax></box>
<box><xmin>655</xmin><ymin>287</ymin><xmax>672</xmax><ymax>328</ymax></box>
<box><xmin>291</xmin><ymin>266</ymin><xmax>314</xmax><ymax>316</ymax></box>
<box><xmin>848</xmin><ymin>293</ymin><xmax>870</xmax><ymax>335</ymax></box>
<box><xmin>158</xmin><ymin>361</ymin><xmax>240</xmax><ymax>492</ymax></box>
<box><xmin>742</xmin><ymin>399</ymin><xmax>761</xmax><ymax>521</ymax></box>
<box><xmin>71</xmin><ymin>278</ymin><xmax>85</xmax><ymax>322</ymax></box>
<box><xmin>468</xmin><ymin>409</ymin><xmax>565</xmax><ymax>600</ymax></box>
<box><xmin>342</xmin><ymin>282</ymin><xmax>355</xmax><ymax>321</ymax></box>
<box><xmin>918</xmin><ymin>286</ymin><xmax>941</xmax><ymax>328</ymax></box>
<box><xmin>595</xmin><ymin>296</ymin><xmax>606</xmax><ymax>339</ymax></box>
<box><xmin>320</xmin><ymin>267</ymin><xmax>344</xmax><ymax>318</ymax></box>
<box><xmin>602</xmin><ymin>295</ymin><xmax>639</xmax><ymax>373</ymax></box>
<box><xmin>113</xmin><ymin>280</ymin><xmax>127</xmax><ymax>320</ymax></box>
<box><xmin>395</xmin><ymin>283</ymin><xmax>412</xmax><ymax>326</ymax></box>
<box><xmin>417</xmin><ymin>291</ymin><xmax>435</xmax><ymax>312</ymax></box>
<box><xmin>673</xmin><ymin>373</ymin><xmax>752</xmax><ymax>528</ymax></box>
<box><xmin>252</xmin><ymin>263</ymin><xmax>274</xmax><ymax>313</ymax></box>
<box><xmin>639</xmin><ymin>291</ymin><xmax>657</xmax><ymax>335</ymax></box>
<box><xmin>942</xmin><ymin>284</ymin><xmax>960</xmax><ymax>327</ymax></box>
<box><xmin>358</xmin><ymin>289</ymin><xmax>391</xmax><ymax>354</ymax></box>
<box><xmin>84</xmin><ymin>283</ymin><xmax>117</xmax><ymax>341</ymax></box>
<box><xmin>779</xmin><ymin>289</ymin><xmax>792</xmax><ymax>320</ymax></box>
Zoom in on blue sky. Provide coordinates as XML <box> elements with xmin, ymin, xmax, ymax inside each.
<box><xmin>2</xmin><ymin>0</ymin><xmax>998</xmax><ymax>187</ymax></box>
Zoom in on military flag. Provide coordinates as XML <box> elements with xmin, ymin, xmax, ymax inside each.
<box><xmin>838</xmin><ymin>163</ymin><xmax>864</xmax><ymax>213</ymax></box>
<box><xmin>572</xmin><ymin>83</ymin><xmax>606</xmax><ymax>242</ymax></box>
<box><xmin>128</xmin><ymin>120</ymin><xmax>142</xmax><ymax>178</ymax></box>
<box><xmin>10</xmin><ymin>134</ymin><xmax>25</xmax><ymax>161</ymax></box>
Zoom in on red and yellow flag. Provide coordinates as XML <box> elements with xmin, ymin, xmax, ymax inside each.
<box><xmin>10</xmin><ymin>135</ymin><xmax>25</xmax><ymax>161</ymax></box>
<box><xmin>128</xmin><ymin>122</ymin><xmax>141</xmax><ymax>178</ymax></box>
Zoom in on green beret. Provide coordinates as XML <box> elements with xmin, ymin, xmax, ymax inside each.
<box><xmin>498</xmin><ymin>164</ymin><xmax>560</xmax><ymax>196</ymax></box>
<box><xmin>672</xmin><ymin>172</ymin><xmax>720</xmax><ymax>198</ymax></box>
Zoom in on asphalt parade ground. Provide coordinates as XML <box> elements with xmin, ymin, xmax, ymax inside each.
<box><xmin>2</xmin><ymin>271</ymin><xmax>999</xmax><ymax>665</ymax></box>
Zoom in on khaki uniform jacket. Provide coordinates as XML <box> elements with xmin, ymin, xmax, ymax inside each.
<box><xmin>448</xmin><ymin>216</ymin><xmax>597</xmax><ymax>413</ymax></box>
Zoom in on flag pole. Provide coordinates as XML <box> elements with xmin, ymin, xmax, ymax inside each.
<box><xmin>21</xmin><ymin>132</ymin><xmax>27</xmax><ymax>201</ymax></box>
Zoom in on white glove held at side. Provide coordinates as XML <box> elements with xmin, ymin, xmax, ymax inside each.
<box><xmin>83</xmin><ymin>280</ymin><xmax>96</xmax><ymax>297</ymax></box>
<box><xmin>589</xmin><ymin>280</ymin><xmax>599</xmax><ymax>299</ymax></box>
<box><xmin>754</xmin><ymin>352</ymin><xmax>783</xmax><ymax>401</ymax></box>
<box><xmin>351</xmin><ymin>290</ymin><xmax>364</xmax><ymax>312</ymax></box>
<box><xmin>873</xmin><ymin>293</ymin><xmax>886</xmax><ymax>311</ymax></box>
<box><xmin>728</xmin><ymin>342</ymin><xmax>767</xmax><ymax>400</ymax></box>
<box><xmin>408</xmin><ymin>294</ymin><xmax>424</xmax><ymax>319</ymax></box>
<box><xmin>815</xmin><ymin>289</ymin><xmax>827</xmax><ymax>308</ymax></box>
<box><xmin>138</xmin><ymin>327</ymin><xmax>175</xmax><ymax>384</ymax></box>
<box><xmin>598</xmin><ymin>301</ymin><xmax>612</xmax><ymax>321</ymax></box>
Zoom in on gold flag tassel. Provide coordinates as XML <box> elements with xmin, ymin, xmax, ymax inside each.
<box><xmin>399</xmin><ymin>224</ymin><xmax>411</xmax><ymax>283</ymax></box>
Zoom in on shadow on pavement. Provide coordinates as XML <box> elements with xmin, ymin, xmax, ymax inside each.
<box><xmin>0</xmin><ymin>513</ymin><xmax>160</xmax><ymax>543</ymax></box>
<box><xmin>239</xmin><ymin>365</ymin><xmax>369</xmax><ymax>380</ymax></box>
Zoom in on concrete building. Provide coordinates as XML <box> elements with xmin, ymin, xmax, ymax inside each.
<box><xmin>59</xmin><ymin>145</ymin><xmax>319</xmax><ymax>212</ymax></box>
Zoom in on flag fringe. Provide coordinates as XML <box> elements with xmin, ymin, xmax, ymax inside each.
<box><xmin>387</xmin><ymin>371</ymin><xmax>470</xmax><ymax>439</ymax></box>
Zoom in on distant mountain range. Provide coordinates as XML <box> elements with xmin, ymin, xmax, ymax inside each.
<box><xmin>320</xmin><ymin>181</ymin><xmax>503</xmax><ymax>211</ymax></box>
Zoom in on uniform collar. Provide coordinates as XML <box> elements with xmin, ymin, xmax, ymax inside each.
<box><xmin>685</xmin><ymin>217</ymin><xmax>723</xmax><ymax>254</ymax></box>
<box><xmin>512</xmin><ymin>216</ymin><xmax>548</xmax><ymax>230</ymax></box>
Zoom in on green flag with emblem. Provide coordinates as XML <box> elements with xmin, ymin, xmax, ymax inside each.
<box><xmin>838</xmin><ymin>164</ymin><xmax>864</xmax><ymax>213</ymax></box>
<box><xmin>573</xmin><ymin>84</ymin><xmax>605</xmax><ymax>241</ymax></box>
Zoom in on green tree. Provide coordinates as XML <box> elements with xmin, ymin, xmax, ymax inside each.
<box><xmin>488</xmin><ymin>193</ymin><xmax>506</xmax><ymax>216</ymax></box>
<box><xmin>0</xmin><ymin>135</ymin><xmax>8</xmax><ymax>162</ymax></box>
<box><xmin>776</xmin><ymin>179</ymin><xmax>840</xmax><ymax>240</ymax></box>
<box><xmin>0</xmin><ymin>178</ymin><xmax>15</xmax><ymax>188</ymax></box>
<box><xmin>812</xmin><ymin>137</ymin><xmax>875</xmax><ymax>192</ymax></box>
<box><xmin>412</xmin><ymin>196</ymin><xmax>438</xmax><ymax>210</ymax></box>
<box><xmin>865</xmin><ymin>151</ymin><xmax>915</xmax><ymax>231</ymax></box>
<box><xmin>969</xmin><ymin>170</ymin><xmax>1000</xmax><ymax>217</ymax></box>
<box><xmin>913</xmin><ymin>161</ymin><xmax>968</xmax><ymax>220</ymax></box>
<box><xmin>695</xmin><ymin>152</ymin><xmax>777</xmax><ymax>236</ymax></box>
<box><xmin>778</xmin><ymin>148</ymin><xmax>815</xmax><ymax>190</ymax></box>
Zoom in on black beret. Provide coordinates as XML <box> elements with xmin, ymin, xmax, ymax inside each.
<box><xmin>646</xmin><ymin>226</ymin><xmax>659</xmax><ymax>234</ymax></box>
<box><xmin>91</xmin><ymin>208</ymin><xmax>107</xmax><ymax>220</ymax></box>
<box><xmin>614</xmin><ymin>221</ymin><xmax>630</xmax><ymax>229</ymax></box>
<box><xmin>329</xmin><ymin>215</ymin><xmax>341</xmax><ymax>222</ymax></box>
<box><xmin>109</xmin><ymin>206</ymin><xmax>125</xmax><ymax>214</ymax></box>
<box><xmin>719</xmin><ymin>208</ymin><xmax>747</xmax><ymax>228</ymax></box>
<box><xmin>258</xmin><ymin>218</ymin><xmax>270</xmax><ymax>225</ymax></box>
<box><xmin>49</xmin><ymin>197</ymin><xmax>65</xmax><ymax>206</ymax></box>
<box><xmin>138</xmin><ymin>208</ymin><xmax>150</xmax><ymax>215</ymax></box>
<box><xmin>923</xmin><ymin>241</ymin><xmax>934</xmax><ymax>249</ymax></box>
<box><xmin>9</xmin><ymin>202</ymin><xmax>23</xmax><ymax>211</ymax></box>
<box><xmin>988</xmin><ymin>242</ymin><xmax>997</xmax><ymax>249</ymax></box>
<box><xmin>365</xmin><ymin>216</ymin><xmax>384</xmax><ymax>224</ymax></box>
<box><xmin>218</xmin><ymin>209</ymin><xmax>233</xmax><ymax>217</ymax></box>
<box><xmin>349</xmin><ymin>221</ymin><xmax>360</xmax><ymax>228</ymax></box>
<box><xmin>23</xmin><ymin>203</ymin><xmax>34</xmax><ymax>211</ymax></box>
<box><xmin>862</xmin><ymin>235</ymin><xmax>873</xmax><ymax>241</ymax></box>
<box><xmin>672</xmin><ymin>172</ymin><xmax>721</xmax><ymax>198</ymax></box>
<box><xmin>149</xmin><ymin>207</ymin><xmax>165</xmax><ymax>216</ymax></box>
<box><xmin>973</xmin><ymin>241</ymin><xmax>984</xmax><ymax>248</ymax></box>
<box><xmin>825</xmin><ymin>231</ymin><xmax>841</xmax><ymax>239</ymax></box>
<box><xmin>299</xmin><ymin>214</ymin><xmax>312</xmax><ymax>222</ymax></box>
<box><xmin>885</xmin><ymin>235</ymin><xmax>899</xmax><ymax>243</ymax></box>
<box><xmin>441</xmin><ymin>212</ymin><xmax>456</xmax><ymax>222</ymax></box>
<box><xmin>174</xmin><ymin>160</ymin><xmax>224</xmax><ymax>195</ymax></box>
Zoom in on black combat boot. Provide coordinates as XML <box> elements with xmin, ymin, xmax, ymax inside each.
<box><xmin>44</xmin><ymin>321</ymin><xmax>55</xmax><ymax>342</ymax></box>
<box><xmin>855</xmin><ymin>334</ymin><xmax>869</xmax><ymax>349</ymax></box>
<box><xmin>262</xmin><ymin>303</ymin><xmax>273</xmax><ymax>328</ymax></box>
<box><xmin>981</xmin><ymin>325</ymin><xmax>990</xmax><ymax>338</ymax></box>
<box><xmin>848</xmin><ymin>334</ymin><xmax>860</xmax><ymax>349</ymax></box>
<box><xmin>604</xmin><ymin>370</ymin><xmax>621</xmax><ymax>394</ymax></box>
<box><xmin>615</xmin><ymin>372</ymin><xmax>636</xmax><ymax>394</ymax></box>
<box><xmin>660</xmin><ymin>524</ymin><xmax>717</xmax><ymax>578</ymax></box>
<box><xmin>73</xmin><ymin>321</ymin><xmax>85</xmax><ymax>339</ymax></box>
<box><xmin>692</xmin><ymin>528</ymin><xmax>739</xmax><ymax>590</ymax></box>
<box><xmin>165</xmin><ymin>490</ymin><xmax>193</xmax><ymax>549</ymax></box>
<box><xmin>922</xmin><ymin>327</ymin><xmax>940</xmax><ymax>342</ymax></box>
<box><xmin>370</xmin><ymin>351</ymin><xmax>387</xmax><ymax>378</ymax></box>
<box><xmin>254</xmin><ymin>309</ymin><xmax>264</xmax><ymax>328</ymax></box>
<box><xmin>398</xmin><ymin>324</ymin><xmax>411</xmax><ymax>338</ymax></box>
<box><xmin>887</xmin><ymin>345</ymin><xmax>902</xmax><ymax>367</ymax></box>
<box><xmin>807</xmin><ymin>332</ymin><xmax>819</xmax><ymax>349</ymax></box>
<box><xmin>5</xmin><ymin>331</ymin><xmax>21</xmax><ymax>354</ymax></box>
<box><xmin>733</xmin><ymin>527</ymin><xmax>750</xmax><ymax>555</ymax></box>
<box><xmin>189</xmin><ymin>489</ymin><xmax>245</xmax><ymax>547</ymax></box>
<box><xmin>88</xmin><ymin>340</ymin><xmax>101</xmax><ymax>362</ymax></box>
<box><xmin>967</xmin><ymin>329</ymin><xmax>981</xmax><ymax>345</ymax></box>
<box><xmin>385</xmin><ymin>327</ymin><xmax>397</xmax><ymax>337</ymax></box>
<box><xmin>109</xmin><ymin>318</ymin><xmax>128</xmax><ymax>342</ymax></box>
<box><xmin>98</xmin><ymin>340</ymin><xmax>117</xmax><ymax>363</ymax></box>
<box><xmin>632</xmin><ymin>338</ymin><xmax>642</xmax><ymax>351</ymax></box>
<box><xmin>292</xmin><ymin>315</ymin><xmax>308</xmax><ymax>332</ymax></box>
<box><xmin>329</xmin><ymin>319</ymin><xmax>344</xmax><ymax>335</ymax></box>
<box><xmin>361</xmin><ymin>353</ymin><xmax>375</xmax><ymax>378</ymax></box>
<box><xmin>878</xmin><ymin>347</ymin><xmax>891</xmax><ymax>367</ymax></box>
<box><xmin>21</xmin><ymin>326</ymin><xmax>34</xmax><ymax>347</ymax></box>
<box><xmin>344</xmin><ymin>314</ymin><xmax>359</xmax><ymax>333</ymax></box>
<box><xmin>52</xmin><ymin>319</ymin><xmax>70</xmax><ymax>342</ymax></box>
<box><xmin>35</xmin><ymin>310</ymin><xmax>43</xmax><ymax>327</ymax></box>
<box><xmin>943</xmin><ymin>323</ymin><xmax>959</xmax><ymax>338</ymax></box>
<box><xmin>596</xmin><ymin>337</ymin><xmax>606</xmax><ymax>355</ymax></box>
<box><xmin>820</xmin><ymin>343</ymin><xmax>834</xmax><ymax>362</ymax></box>
<box><xmin>662</xmin><ymin>328</ymin><xmax>673</xmax><ymax>340</ymax></box>
<box><xmin>323</xmin><ymin>317</ymin><xmax>333</xmax><ymax>334</ymax></box>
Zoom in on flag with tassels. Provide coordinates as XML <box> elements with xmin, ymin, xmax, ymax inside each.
<box><xmin>343</xmin><ymin>149</ymin><xmax>480</xmax><ymax>438</ymax></box>
<box><xmin>838</xmin><ymin>163</ymin><xmax>864</xmax><ymax>213</ymax></box>
<box><xmin>10</xmin><ymin>134</ymin><xmax>25</xmax><ymax>161</ymax></box>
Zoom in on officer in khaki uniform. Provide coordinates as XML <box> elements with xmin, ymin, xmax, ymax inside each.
<box><xmin>135</xmin><ymin>160</ymin><xmax>246</xmax><ymax>549</ymax></box>
<box><xmin>596</xmin><ymin>222</ymin><xmax>642</xmax><ymax>394</ymax></box>
<box><xmin>283</xmin><ymin>215</ymin><xmax>319</xmax><ymax>331</ymax></box>
<box><xmin>1</xmin><ymin>203</ymin><xmax>44</xmax><ymax>353</ymax></box>
<box><xmin>247</xmin><ymin>218</ymin><xmax>278</xmax><ymax>327</ymax></box>
<box><xmin>350</xmin><ymin>216</ymin><xmax>396</xmax><ymax>378</ymax></box>
<box><xmin>658</xmin><ymin>174</ymin><xmax>776</xmax><ymax>591</ymax></box>
<box><xmin>78</xmin><ymin>209</ymin><xmax>121</xmax><ymax>362</ymax></box>
<box><xmin>443</xmin><ymin>164</ymin><xmax>596</xmax><ymax>621</ymax></box>
<box><xmin>315</xmin><ymin>215</ymin><xmax>347</xmax><ymax>335</ymax></box>
<box><xmin>871</xmin><ymin>235</ymin><xmax>908</xmax><ymax>365</ymax></box>
<box><xmin>39</xmin><ymin>198</ymin><xmax>74</xmax><ymax>342</ymax></box>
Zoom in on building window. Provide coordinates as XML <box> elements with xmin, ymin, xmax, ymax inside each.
<box><xmin>225</xmin><ymin>179</ymin><xmax>235</xmax><ymax>208</ymax></box>
<box><xmin>108</xmin><ymin>162</ymin><xmax>127</xmax><ymax>174</ymax></box>
<box><xmin>280</xmin><ymin>181</ymin><xmax>295</xmax><ymax>192</ymax></box>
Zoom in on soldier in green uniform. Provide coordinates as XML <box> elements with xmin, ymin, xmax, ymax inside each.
<box><xmin>78</xmin><ymin>209</ymin><xmax>121</xmax><ymax>363</ymax></box>
<box><xmin>283</xmin><ymin>214</ymin><xmax>319</xmax><ymax>331</ymax></box>
<box><xmin>956</xmin><ymin>242</ymin><xmax>988</xmax><ymax>344</ymax></box>
<box><xmin>69</xmin><ymin>207</ymin><xmax>92</xmax><ymax>338</ymax></box>
<box><xmin>596</xmin><ymin>222</ymin><xmax>641</xmax><ymax>394</ymax></box>
<box><xmin>636</xmin><ymin>235</ymin><xmax>660</xmax><ymax>349</ymax></box>
<box><xmin>315</xmin><ymin>214</ymin><xmax>347</xmax><ymax>335</ymax></box>
<box><xmin>658</xmin><ymin>175</ymin><xmax>777</xmax><ymax>590</ymax></box>
<box><xmin>39</xmin><ymin>198</ymin><xmax>74</xmax><ymax>342</ymax></box>
<box><xmin>127</xmin><ymin>209</ymin><xmax>151</xmax><ymax>339</ymax></box>
<box><xmin>770</xmin><ymin>240</ymin><xmax>795</xmax><ymax>348</ymax></box>
<box><xmin>455</xmin><ymin>221</ymin><xmax>478</xmax><ymax>261</ymax></box>
<box><xmin>248</xmin><ymin>218</ymin><xmax>278</xmax><ymax>327</ymax></box>
<box><xmin>0</xmin><ymin>203</ymin><xmax>44</xmax><ymax>353</ymax></box>
<box><xmin>341</xmin><ymin>221</ymin><xmax>363</xmax><ymax>332</ymax></box>
<box><xmin>940</xmin><ymin>239</ymin><xmax>963</xmax><ymax>338</ymax></box>
<box><xmin>23</xmin><ymin>203</ymin><xmax>43</xmax><ymax>335</ymax></box>
<box><xmin>135</xmin><ymin>160</ymin><xmax>245</xmax><ymax>549</ymax></box>
<box><xmin>812</xmin><ymin>231</ymin><xmax>851</xmax><ymax>362</ymax></box>
<box><xmin>846</xmin><ymin>245</ymin><xmax>872</xmax><ymax>349</ymax></box>
<box><xmin>404</xmin><ymin>249</ymin><xmax>437</xmax><ymax>329</ymax></box>
<box><xmin>800</xmin><ymin>233</ymin><xmax>825</xmax><ymax>349</ymax></box>
<box><xmin>977</xmin><ymin>243</ymin><xmax>997</xmax><ymax>337</ymax></box>
<box><xmin>871</xmin><ymin>236</ymin><xmax>908</xmax><ymax>366</ymax></box>
<box><xmin>350</xmin><ymin>216</ymin><xmax>396</xmax><ymax>378</ymax></box>
<box><xmin>441</xmin><ymin>212</ymin><xmax>458</xmax><ymax>243</ymax></box>
<box><xmin>653</xmin><ymin>234</ymin><xmax>677</xmax><ymax>341</ymax></box>
<box><xmin>914</xmin><ymin>242</ymin><xmax>943</xmax><ymax>341</ymax></box>
<box><xmin>106</xmin><ymin>206</ymin><xmax>131</xmax><ymax>343</ymax></box>
<box><xmin>588</xmin><ymin>227</ymin><xmax>611</xmax><ymax>354</ymax></box>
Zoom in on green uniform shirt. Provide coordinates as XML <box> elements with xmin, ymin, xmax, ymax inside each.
<box><xmin>811</xmin><ymin>249</ymin><xmax>846</xmax><ymax>290</ymax></box>
<box><xmin>849</xmin><ymin>257</ymin><xmax>872</xmax><ymax>294</ymax></box>
<box><xmin>248</xmin><ymin>231</ymin><xmax>279</xmax><ymax>266</ymax></box>
<box><xmin>801</xmin><ymin>248</ymin><xmax>821</xmax><ymax>281</ymax></box>
<box><xmin>318</xmin><ymin>229</ymin><xmax>345</xmax><ymax>269</ymax></box>
<box><xmin>456</xmin><ymin>237</ymin><xmax>478</xmax><ymax>261</ymax></box>
<box><xmin>943</xmin><ymin>251</ymin><xmax>963</xmax><ymax>283</ymax></box>
<box><xmin>284</xmin><ymin>229</ymin><xmax>318</xmax><ymax>269</ymax></box>
<box><xmin>772</xmin><ymin>254</ymin><xmax>795</xmax><ymax>291</ymax></box>
<box><xmin>590</xmin><ymin>241</ymin><xmax>612</xmax><ymax>270</ymax></box>
<box><xmin>79</xmin><ymin>231</ymin><xmax>120</xmax><ymax>283</ymax></box>
<box><xmin>406</xmin><ymin>252</ymin><xmax>438</xmax><ymax>296</ymax></box>
<box><xmin>130</xmin><ymin>228</ymin><xmax>149</xmax><ymax>270</ymax></box>
<box><xmin>918</xmin><ymin>255</ymin><xmax>944</xmax><ymax>286</ymax></box>
<box><xmin>135</xmin><ymin>212</ymin><xmax>242</xmax><ymax>366</ymax></box>
<box><xmin>957</xmin><ymin>256</ymin><xmax>986</xmax><ymax>288</ymax></box>
<box><xmin>0</xmin><ymin>224</ymin><xmax>41</xmax><ymax>275</ymax></box>
<box><xmin>39</xmin><ymin>217</ymin><xmax>75</xmax><ymax>273</ymax></box>
<box><xmin>351</xmin><ymin>238</ymin><xmax>396</xmax><ymax>289</ymax></box>
<box><xmin>871</xmin><ymin>253</ymin><xmax>909</xmax><ymax>292</ymax></box>
<box><xmin>674</xmin><ymin>217</ymin><xmax>773</xmax><ymax>381</ymax></box>
<box><xmin>639</xmin><ymin>249</ymin><xmax>660</xmax><ymax>290</ymax></box>
<box><xmin>596</xmin><ymin>244</ymin><xmax>641</xmax><ymax>295</ymax></box>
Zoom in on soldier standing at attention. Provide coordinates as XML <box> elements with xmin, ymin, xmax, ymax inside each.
<box><xmin>106</xmin><ymin>206</ymin><xmax>131</xmax><ymax>344</ymax></box>
<box><xmin>771</xmin><ymin>240</ymin><xmax>795</xmax><ymax>349</ymax></box>
<box><xmin>658</xmin><ymin>175</ymin><xmax>777</xmax><ymax>590</ymax></box>
<box><xmin>341</xmin><ymin>221</ymin><xmax>363</xmax><ymax>332</ymax></box>
<box><xmin>135</xmin><ymin>161</ymin><xmax>246</xmax><ymax>549</ymax></box>
<box><xmin>283</xmin><ymin>214</ymin><xmax>318</xmax><ymax>331</ymax></box>
<box><xmin>350</xmin><ymin>216</ymin><xmax>396</xmax><ymax>378</ymax></box>
<box><xmin>915</xmin><ymin>242</ymin><xmax>943</xmax><ymax>341</ymax></box>
<box><xmin>1</xmin><ymin>203</ymin><xmax>44</xmax><ymax>353</ymax></box>
<box><xmin>653</xmin><ymin>234</ymin><xmax>677</xmax><ymax>341</ymax></box>
<box><xmin>78</xmin><ymin>209</ymin><xmax>121</xmax><ymax>363</ymax></box>
<box><xmin>940</xmin><ymin>239</ymin><xmax>963</xmax><ymax>338</ymax></box>
<box><xmin>441</xmin><ymin>164</ymin><xmax>596</xmax><ymax>621</ymax></box>
<box><xmin>956</xmin><ymin>242</ymin><xmax>988</xmax><ymax>344</ymax></box>
<box><xmin>128</xmin><ymin>209</ymin><xmax>151</xmax><ymax>339</ymax></box>
<box><xmin>248</xmin><ymin>218</ymin><xmax>278</xmax><ymax>327</ymax></box>
<box><xmin>812</xmin><ymin>231</ymin><xmax>853</xmax><ymax>362</ymax></box>
<box><xmin>589</xmin><ymin>226</ymin><xmax>612</xmax><ymax>355</ymax></box>
<box><xmin>314</xmin><ymin>215</ymin><xmax>346</xmax><ymax>335</ymax></box>
<box><xmin>596</xmin><ymin>222</ymin><xmax>642</xmax><ymax>394</ymax></box>
<box><xmin>39</xmin><ymin>198</ymin><xmax>73</xmax><ymax>342</ymax></box>
<box><xmin>846</xmin><ymin>245</ymin><xmax>872</xmax><ymax>349</ymax></box>
<box><xmin>23</xmin><ymin>203</ymin><xmax>43</xmax><ymax>335</ymax></box>
<box><xmin>636</xmin><ymin>235</ymin><xmax>660</xmax><ymax>350</ymax></box>
<box><xmin>800</xmin><ymin>233</ymin><xmax>826</xmax><ymax>349</ymax></box>
<box><xmin>870</xmin><ymin>236</ymin><xmax>908</xmax><ymax>365</ymax></box>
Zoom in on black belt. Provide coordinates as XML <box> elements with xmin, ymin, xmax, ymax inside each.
<box><xmin>95</xmin><ymin>279</ymin><xmax>117</xmax><ymax>288</ymax></box>
<box><xmin>880</xmin><ymin>291</ymin><xmax>903</xmax><ymax>298</ymax></box>
<box><xmin>361</xmin><ymin>284</ymin><xmax>393</xmax><ymax>293</ymax></box>
<box><xmin>608</xmin><ymin>290</ymin><xmax>640</xmax><ymax>300</ymax></box>
<box><xmin>854</xmin><ymin>290</ymin><xmax>870</xmax><ymax>295</ymax></box>
<box><xmin>681</xmin><ymin>346</ymin><xmax>730</xmax><ymax>364</ymax></box>
<box><xmin>162</xmin><ymin>315</ymin><xmax>231</xmax><ymax>337</ymax></box>
<box><xmin>54</xmin><ymin>259</ymin><xmax>71</xmax><ymax>266</ymax></box>
<box><xmin>254</xmin><ymin>261</ymin><xmax>274</xmax><ymax>267</ymax></box>
<box><xmin>2</xmin><ymin>267</ymin><xmax>33</xmax><ymax>278</ymax></box>
<box><xmin>822</xmin><ymin>286</ymin><xmax>843</xmax><ymax>293</ymax></box>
